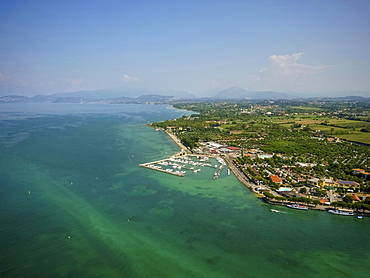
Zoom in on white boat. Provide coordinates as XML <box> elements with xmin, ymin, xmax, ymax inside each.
<box><xmin>328</xmin><ymin>209</ymin><xmax>354</xmax><ymax>216</ymax></box>
<box><xmin>287</xmin><ymin>204</ymin><xmax>308</xmax><ymax>210</ymax></box>
<box><xmin>271</xmin><ymin>209</ymin><xmax>280</xmax><ymax>213</ymax></box>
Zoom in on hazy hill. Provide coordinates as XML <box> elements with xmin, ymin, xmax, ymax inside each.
<box><xmin>50</xmin><ymin>88</ymin><xmax>196</xmax><ymax>99</ymax></box>
<box><xmin>211</xmin><ymin>86</ymin><xmax>295</xmax><ymax>100</ymax></box>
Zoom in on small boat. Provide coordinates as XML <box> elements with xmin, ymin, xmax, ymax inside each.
<box><xmin>357</xmin><ymin>215</ymin><xmax>363</xmax><ymax>219</ymax></box>
<box><xmin>287</xmin><ymin>204</ymin><xmax>308</xmax><ymax>210</ymax></box>
<box><xmin>327</xmin><ymin>209</ymin><xmax>354</xmax><ymax>216</ymax></box>
<box><xmin>271</xmin><ymin>209</ymin><xmax>280</xmax><ymax>213</ymax></box>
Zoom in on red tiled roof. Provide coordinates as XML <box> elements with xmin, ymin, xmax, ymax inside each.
<box><xmin>352</xmin><ymin>195</ymin><xmax>361</xmax><ymax>201</ymax></box>
<box><xmin>269</xmin><ymin>175</ymin><xmax>282</xmax><ymax>183</ymax></box>
<box><xmin>227</xmin><ymin>146</ymin><xmax>241</xmax><ymax>150</ymax></box>
<box><xmin>352</xmin><ymin>168</ymin><xmax>364</xmax><ymax>172</ymax></box>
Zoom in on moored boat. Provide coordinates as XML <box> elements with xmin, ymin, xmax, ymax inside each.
<box><xmin>287</xmin><ymin>204</ymin><xmax>308</xmax><ymax>210</ymax></box>
<box><xmin>327</xmin><ymin>209</ymin><xmax>354</xmax><ymax>216</ymax></box>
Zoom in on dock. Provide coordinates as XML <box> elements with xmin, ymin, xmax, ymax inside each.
<box><xmin>213</xmin><ymin>164</ymin><xmax>225</xmax><ymax>179</ymax></box>
<box><xmin>139</xmin><ymin>163</ymin><xmax>185</xmax><ymax>177</ymax></box>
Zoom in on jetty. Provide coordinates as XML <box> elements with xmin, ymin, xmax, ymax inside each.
<box><xmin>139</xmin><ymin>162</ymin><xmax>185</xmax><ymax>177</ymax></box>
<box><xmin>213</xmin><ymin>161</ymin><xmax>226</xmax><ymax>179</ymax></box>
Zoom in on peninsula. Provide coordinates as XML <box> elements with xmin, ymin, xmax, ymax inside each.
<box><xmin>150</xmin><ymin>99</ymin><xmax>370</xmax><ymax>215</ymax></box>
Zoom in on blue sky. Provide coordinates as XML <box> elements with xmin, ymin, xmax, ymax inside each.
<box><xmin>0</xmin><ymin>0</ymin><xmax>369</xmax><ymax>96</ymax></box>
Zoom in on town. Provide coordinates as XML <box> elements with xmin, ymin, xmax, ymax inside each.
<box><xmin>151</xmin><ymin>99</ymin><xmax>370</xmax><ymax>214</ymax></box>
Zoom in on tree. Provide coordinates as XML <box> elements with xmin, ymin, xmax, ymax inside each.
<box><xmin>342</xmin><ymin>195</ymin><xmax>353</xmax><ymax>203</ymax></box>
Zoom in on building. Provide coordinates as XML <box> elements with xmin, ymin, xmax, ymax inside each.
<box><xmin>352</xmin><ymin>168</ymin><xmax>370</xmax><ymax>180</ymax></box>
<box><xmin>307</xmin><ymin>178</ymin><xmax>320</xmax><ymax>186</ymax></box>
<box><xmin>318</xmin><ymin>179</ymin><xmax>335</xmax><ymax>188</ymax></box>
<box><xmin>269</xmin><ymin>175</ymin><xmax>283</xmax><ymax>184</ymax></box>
<box><xmin>230</xmin><ymin>130</ymin><xmax>243</xmax><ymax>134</ymax></box>
<box><xmin>226</xmin><ymin>146</ymin><xmax>241</xmax><ymax>151</ymax></box>
<box><xmin>336</xmin><ymin>180</ymin><xmax>360</xmax><ymax>188</ymax></box>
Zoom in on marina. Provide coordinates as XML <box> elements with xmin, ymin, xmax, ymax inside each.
<box><xmin>140</xmin><ymin>154</ymin><xmax>227</xmax><ymax>178</ymax></box>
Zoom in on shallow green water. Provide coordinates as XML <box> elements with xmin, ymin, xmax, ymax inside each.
<box><xmin>0</xmin><ymin>103</ymin><xmax>369</xmax><ymax>278</ymax></box>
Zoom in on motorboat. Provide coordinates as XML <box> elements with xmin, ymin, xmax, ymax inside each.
<box><xmin>287</xmin><ymin>204</ymin><xmax>308</xmax><ymax>210</ymax></box>
<box><xmin>328</xmin><ymin>209</ymin><xmax>354</xmax><ymax>216</ymax></box>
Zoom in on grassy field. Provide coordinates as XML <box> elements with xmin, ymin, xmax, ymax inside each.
<box><xmin>290</xmin><ymin>106</ymin><xmax>321</xmax><ymax>110</ymax></box>
<box><xmin>269</xmin><ymin>116</ymin><xmax>370</xmax><ymax>144</ymax></box>
<box><xmin>337</xmin><ymin>133</ymin><xmax>370</xmax><ymax>145</ymax></box>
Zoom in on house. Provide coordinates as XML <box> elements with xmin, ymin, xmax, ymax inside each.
<box><xmin>349</xmin><ymin>193</ymin><xmax>370</xmax><ymax>201</ymax></box>
<box><xmin>269</xmin><ymin>175</ymin><xmax>283</xmax><ymax>184</ymax></box>
<box><xmin>307</xmin><ymin>178</ymin><xmax>320</xmax><ymax>186</ymax></box>
<box><xmin>327</xmin><ymin>137</ymin><xmax>340</xmax><ymax>143</ymax></box>
<box><xmin>318</xmin><ymin>179</ymin><xmax>335</xmax><ymax>188</ymax></box>
<box><xmin>352</xmin><ymin>169</ymin><xmax>370</xmax><ymax>179</ymax></box>
<box><xmin>207</xmin><ymin>142</ymin><xmax>225</xmax><ymax>149</ymax></box>
<box><xmin>351</xmin><ymin>194</ymin><xmax>361</xmax><ymax>202</ymax></box>
<box><xmin>230</xmin><ymin>130</ymin><xmax>243</xmax><ymax>134</ymax></box>
<box><xmin>336</xmin><ymin>180</ymin><xmax>360</xmax><ymax>188</ymax></box>
<box><xmin>352</xmin><ymin>168</ymin><xmax>365</xmax><ymax>175</ymax></box>
<box><xmin>251</xmin><ymin>168</ymin><xmax>261</xmax><ymax>176</ymax></box>
<box><xmin>226</xmin><ymin>146</ymin><xmax>241</xmax><ymax>151</ymax></box>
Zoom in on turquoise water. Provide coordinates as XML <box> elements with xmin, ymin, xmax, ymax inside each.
<box><xmin>0</xmin><ymin>103</ymin><xmax>369</xmax><ymax>278</ymax></box>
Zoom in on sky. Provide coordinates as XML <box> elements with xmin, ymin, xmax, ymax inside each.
<box><xmin>0</xmin><ymin>0</ymin><xmax>369</xmax><ymax>97</ymax></box>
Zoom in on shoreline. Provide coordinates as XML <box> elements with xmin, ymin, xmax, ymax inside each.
<box><xmin>163</xmin><ymin>129</ymin><xmax>370</xmax><ymax>215</ymax></box>
<box><xmin>164</xmin><ymin>130</ymin><xmax>189</xmax><ymax>153</ymax></box>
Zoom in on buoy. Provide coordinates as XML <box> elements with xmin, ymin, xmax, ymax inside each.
<box><xmin>28</xmin><ymin>191</ymin><xmax>31</xmax><ymax>194</ymax></box>
<box><xmin>67</xmin><ymin>236</ymin><xmax>71</xmax><ymax>239</ymax></box>
<box><xmin>70</xmin><ymin>182</ymin><xmax>73</xmax><ymax>185</ymax></box>
<box><xmin>128</xmin><ymin>219</ymin><xmax>130</xmax><ymax>222</ymax></box>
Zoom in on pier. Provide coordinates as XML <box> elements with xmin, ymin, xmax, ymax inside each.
<box><xmin>213</xmin><ymin>164</ymin><xmax>225</xmax><ymax>179</ymax></box>
<box><xmin>139</xmin><ymin>163</ymin><xmax>185</xmax><ymax>177</ymax></box>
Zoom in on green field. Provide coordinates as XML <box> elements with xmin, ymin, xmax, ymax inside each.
<box><xmin>337</xmin><ymin>133</ymin><xmax>370</xmax><ymax>144</ymax></box>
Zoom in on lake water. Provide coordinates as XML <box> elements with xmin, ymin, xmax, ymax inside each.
<box><xmin>0</xmin><ymin>103</ymin><xmax>369</xmax><ymax>278</ymax></box>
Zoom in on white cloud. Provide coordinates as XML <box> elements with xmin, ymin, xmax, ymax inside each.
<box><xmin>122</xmin><ymin>74</ymin><xmax>140</xmax><ymax>83</ymax></box>
<box><xmin>247</xmin><ymin>52</ymin><xmax>334</xmax><ymax>89</ymax></box>
<box><xmin>268</xmin><ymin>52</ymin><xmax>333</xmax><ymax>77</ymax></box>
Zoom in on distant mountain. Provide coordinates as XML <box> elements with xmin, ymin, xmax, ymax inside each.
<box><xmin>1</xmin><ymin>87</ymin><xmax>368</xmax><ymax>103</ymax></box>
<box><xmin>211</xmin><ymin>86</ymin><xmax>295</xmax><ymax>100</ymax></box>
<box><xmin>0</xmin><ymin>92</ymin><xmax>182</xmax><ymax>104</ymax></box>
<box><xmin>0</xmin><ymin>95</ymin><xmax>29</xmax><ymax>102</ymax></box>
<box><xmin>50</xmin><ymin>88</ymin><xmax>196</xmax><ymax>99</ymax></box>
<box><xmin>306</xmin><ymin>95</ymin><xmax>370</xmax><ymax>102</ymax></box>
<box><xmin>0</xmin><ymin>87</ymin><xmax>196</xmax><ymax>104</ymax></box>
<box><xmin>136</xmin><ymin>95</ymin><xmax>176</xmax><ymax>102</ymax></box>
